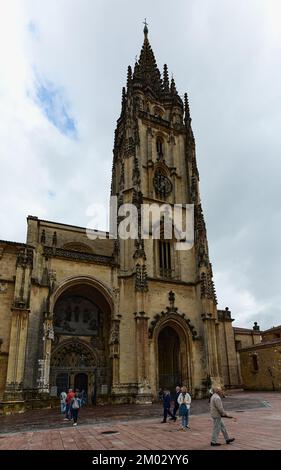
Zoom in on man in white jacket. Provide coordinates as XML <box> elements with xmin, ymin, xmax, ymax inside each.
<box><xmin>210</xmin><ymin>387</ymin><xmax>235</xmax><ymax>446</ymax></box>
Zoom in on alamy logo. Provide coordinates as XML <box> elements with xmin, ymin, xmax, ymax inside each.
<box><xmin>86</xmin><ymin>197</ymin><xmax>194</xmax><ymax>251</ymax></box>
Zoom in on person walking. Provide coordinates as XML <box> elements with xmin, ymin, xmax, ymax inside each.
<box><xmin>178</xmin><ymin>386</ymin><xmax>191</xmax><ymax>430</ymax></box>
<box><xmin>171</xmin><ymin>386</ymin><xmax>181</xmax><ymax>420</ymax></box>
<box><xmin>161</xmin><ymin>390</ymin><xmax>176</xmax><ymax>423</ymax></box>
<box><xmin>65</xmin><ymin>388</ymin><xmax>75</xmax><ymax>421</ymax></box>
<box><xmin>60</xmin><ymin>390</ymin><xmax>67</xmax><ymax>414</ymax></box>
<box><xmin>158</xmin><ymin>388</ymin><xmax>164</xmax><ymax>402</ymax></box>
<box><xmin>210</xmin><ymin>386</ymin><xmax>236</xmax><ymax>446</ymax></box>
<box><xmin>71</xmin><ymin>390</ymin><xmax>82</xmax><ymax>426</ymax></box>
<box><xmin>81</xmin><ymin>389</ymin><xmax>87</xmax><ymax>407</ymax></box>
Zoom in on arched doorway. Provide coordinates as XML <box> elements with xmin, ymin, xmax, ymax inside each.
<box><xmin>74</xmin><ymin>373</ymin><xmax>88</xmax><ymax>393</ymax></box>
<box><xmin>51</xmin><ymin>339</ymin><xmax>97</xmax><ymax>402</ymax></box>
<box><xmin>158</xmin><ymin>326</ymin><xmax>181</xmax><ymax>389</ymax></box>
<box><xmin>50</xmin><ymin>280</ymin><xmax>112</xmax><ymax>403</ymax></box>
<box><xmin>155</xmin><ymin>318</ymin><xmax>192</xmax><ymax>393</ymax></box>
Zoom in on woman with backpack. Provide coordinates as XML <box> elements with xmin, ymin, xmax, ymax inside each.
<box><xmin>71</xmin><ymin>390</ymin><xmax>82</xmax><ymax>426</ymax></box>
<box><xmin>178</xmin><ymin>386</ymin><xmax>192</xmax><ymax>430</ymax></box>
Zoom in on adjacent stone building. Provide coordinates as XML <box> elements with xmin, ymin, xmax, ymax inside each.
<box><xmin>1</xmin><ymin>26</ymin><xmax>244</xmax><ymax>413</ymax></box>
<box><xmin>239</xmin><ymin>325</ymin><xmax>281</xmax><ymax>391</ymax></box>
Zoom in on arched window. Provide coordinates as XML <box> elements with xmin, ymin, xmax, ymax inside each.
<box><xmin>159</xmin><ymin>239</ymin><xmax>172</xmax><ymax>278</ymax></box>
<box><xmin>156</xmin><ymin>137</ymin><xmax>164</xmax><ymax>160</ymax></box>
<box><xmin>158</xmin><ymin>222</ymin><xmax>172</xmax><ymax>278</ymax></box>
<box><xmin>252</xmin><ymin>354</ymin><xmax>259</xmax><ymax>372</ymax></box>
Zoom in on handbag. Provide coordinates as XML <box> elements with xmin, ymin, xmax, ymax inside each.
<box><xmin>179</xmin><ymin>403</ymin><xmax>188</xmax><ymax>416</ymax></box>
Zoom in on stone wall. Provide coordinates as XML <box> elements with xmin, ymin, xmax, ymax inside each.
<box><xmin>240</xmin><ymin>340</ymin><xmax>281</xmax><ymax>391</ymax></box>
<box><xmin>217</xmin><ymin>309</ymin><xmax>240</xmax><ymax>387</ymax></box>
<box><xmin>234</xmin><ymin>327</ymin><xmax>262</xmax><ymax>349</ymax></box>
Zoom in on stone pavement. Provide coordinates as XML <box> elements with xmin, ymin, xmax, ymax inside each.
<box><xmin>0</xmin><ymin>389</ymin><xmax>266</xmax><ymax>434</ymax></box>
<box><xmin>0</xmin><ymin>391</ymin><xmax>280</xmax><ymax>450</ymax></box>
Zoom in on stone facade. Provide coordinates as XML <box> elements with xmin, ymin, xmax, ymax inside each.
<box><xmin>233</xmin><ymin>323</ymin><xmax>262</xmax><ymax>350</ymax></box>
<box><xmin>238</xmin><ymin>325</ymin><xmax>281</xmax><ymax>391</ymax></box>
<box><xmin>232</xmin><ymin>323</ymin><xmax>262</xmax><ymax>385</ymax></box>
<box><xmin>0</xmin><ymin>26</ymin><xmax>243</xmax><ymax>413</ymax></box>
<box><xmin>239</xmin><ymin>340</ymin><xmax>281</xmax><ymax>391</ymax></box>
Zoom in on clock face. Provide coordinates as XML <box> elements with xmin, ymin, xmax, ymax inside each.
<box><xmin>153</xmin><ymin>169</ymin><xmax>173</xmax><ymax>198</ymax></box>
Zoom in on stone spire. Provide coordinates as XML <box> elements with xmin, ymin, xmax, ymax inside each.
<box><xmin>132</xmin><ymin>23</ymin><xmax>162</xmax><ymax>98</ymax></box>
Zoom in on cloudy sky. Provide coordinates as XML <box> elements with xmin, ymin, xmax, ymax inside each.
<box><xmin>0</xmin><ymin>0</ymin><xmax>280</xmax><ymax>329</ymax></box>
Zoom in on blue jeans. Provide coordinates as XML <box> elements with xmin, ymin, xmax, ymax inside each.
<box><xmin>182</xmin><ymin>410</ymin><xmax>189</xmax><ymax>427</ymax></box>
<box><xmin>65</xmin><ymin>403</ymin><xmax>72</xmax><ymax>419</ymax></box>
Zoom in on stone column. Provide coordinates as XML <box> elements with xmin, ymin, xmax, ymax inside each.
<box><xmin>4</xmin><ymin>308</ymin><xmax>29</xmax><ymax>400</ymax></box>
<box><xmin>4</xmin><ymin>247</ymin><xmax>34</xmax><ymax>402</ymax></box>
<box><xmin>135</xmin><ymin>311</ymin><xmax>152</xmax><ymax>403</ymax></box>
<box><xmin>147</xmin><ymin>127</ymin><xmax>154</xmax><ymax>197</ymax></box>
<box><xmin>37</xmin><ymin>315</ymin><xmax>54</xmax><ymax>395</ymax></box>
<box><xmin>109</xmin><ymin>317</ymin><xmax>121</xmax><ymax>387</ymax></box>
<box><xmin>202</xmin><ymin>314</ymin><xmax>221</xmax><ymax>388</ymax></box>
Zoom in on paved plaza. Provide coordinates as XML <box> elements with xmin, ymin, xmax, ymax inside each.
<box><xmin>0</xmin><ymin>391</ymin><xmax>280</xmax><ymax>450</ymax></box>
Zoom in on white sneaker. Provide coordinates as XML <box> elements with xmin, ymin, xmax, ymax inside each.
<box><xmin>73</xmin><ymin>423</ymin><xmax>78</xmax><ymax>426</ymax></box>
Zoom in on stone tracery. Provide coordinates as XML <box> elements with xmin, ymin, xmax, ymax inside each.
<box><xmin>51</xmin><ymin>340</ymin><xmax>97</xmax><ymax>368</ymax></box>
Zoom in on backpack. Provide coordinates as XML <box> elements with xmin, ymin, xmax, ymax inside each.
<box><xmin>72</xmin><ymin>398</ymin><xmax>80</xmax><ymax>410</ymax></box>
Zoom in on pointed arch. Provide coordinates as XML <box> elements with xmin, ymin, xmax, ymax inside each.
<box><xmin>50</xmin><ymin>275</ymin><xmax>113</xmax><ymax>314</ymax></box>
<box><xmin>153</xmin><ymin>314</ymin><xmax>194</xmax><ymax>392</ymax></box>
<box><xmin>51</xmin><ymin>338</ymin><xmax>99</xmax><ymax>368</ymax></box>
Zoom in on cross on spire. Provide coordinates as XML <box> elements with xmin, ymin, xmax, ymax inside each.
<box><xmin>143</xmin><ymin>18</ymin><xmax>148</xmax><ymax>37</ymax></box>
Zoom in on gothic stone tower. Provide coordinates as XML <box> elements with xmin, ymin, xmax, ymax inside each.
<box><xmin>111</xmin><ymin>24</ymin><xmax>222</xmax><ymax>402</ymax></box>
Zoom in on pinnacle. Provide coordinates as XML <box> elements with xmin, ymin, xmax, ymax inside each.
<box><xmin>184</xmin><ymin>92</ymin><xmax>191</xmax><ymax>123</ymax></box>
<box><xmin>163</xmin><ymin>64</ymin><xmax>169</xmax><ymax>93</ymax></box>
<box><xmin>170</xmin><ymin>77</ymin><xmax>177</xmax><ymax>94</ymax></box>
<box><xmin>127</xmin><ymin>65</ymin><xmax>132</xmax><ymax>87</ymax></box>
<box><xmin>121</xmin><ymin>87</ymin><xmax>126</xmax><ymax>113</ymax></box>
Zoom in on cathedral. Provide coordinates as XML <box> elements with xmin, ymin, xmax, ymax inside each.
<box><xmin>0</xmin><ymin>26</ymin><xmax>241</xmax><ymax>413</ymax></box>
